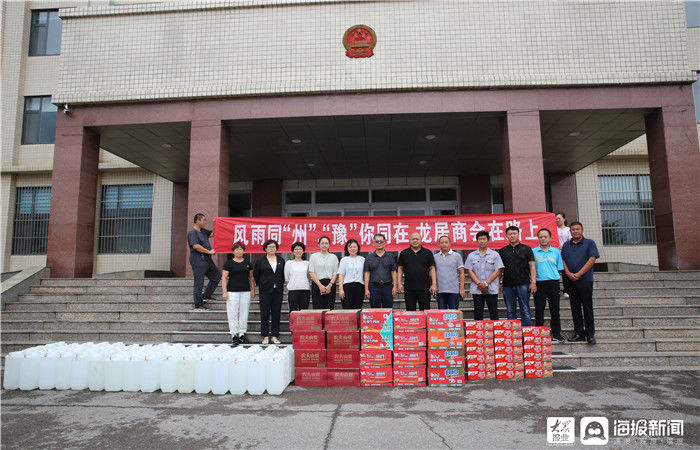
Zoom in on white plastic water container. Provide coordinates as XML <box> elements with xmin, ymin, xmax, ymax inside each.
<box><xmin>266</xmin><ymin>350</ymin><xmax>290</xmax><ymax>395</ymax></box>
<box><xmin>70</xmin><ymin>352</ymin><xmax>90</xmax><ymax>390</ymax></box>
<box><xmin>123</xmin><ymin>354</ymin><xmax>143</xmax><ymax>392</ymax></box>
<box><xmin>3</xmin><ymin>351</ymin><xmax>24</xmax><ymax>390</ymax></box>
<box><xmin>247</xmin><ymin>353</ymin><xmax>270</xmax><ymax>395</ymax></box>
<box><xmin>288</xmin><ymin>347</ymin><xmax>295</xmax><ymax>381</ymax></box>
<box><xmin>194</xmin><ymin>353</ymin><xmax>214</xmax><ymax>394</ymax></box>
<box><xmin>177</xmin><ymin>354</ymin><xmax>196</xmax><ymax>394</ymax></box>
<box><xmin>104</xmin><ymin>354</ymin><xmax>126</xmax><ymax>392</ymax></box>
<box><xmin>38</xmin><ymin>351</ymin><xmax>59</xmax><ymax>390</ymax></box>
<box><xmin>87</xmin><ymin>352</ymin><xmax>105</xmax><ymax>391</ymax></box>
<box><xmin>159</xmin><ymin>354</ymin><xmax>179</xmax><ymax>393</ymax></box>
<box><xmin>228</xmin><ymin>353</ymin><xmax>251</xmax><ymax>395</ymax></box>
<box><xmin>140</xmin><ymin>353</ymin><xmax>162</xmax><ymax>393</ymax></box>
<box><xmin>210</xmin><ymin>354</ymin><xmax>231</xmax><ymax>395</ymax></box>
<box><xmin>54</xmin><ymin>351</ymin><xmax>74</xmax><ymax>390</ymax></box>
<box><xmin>19</xmin><ymin>351</ymin><xmax>42</xmax><ymax>391</ymax></box>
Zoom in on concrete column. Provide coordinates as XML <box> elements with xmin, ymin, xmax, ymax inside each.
<box><xmin>501</xmin><ymin>110</ymin><xmax>547</xmax><ymax>213</ymax></box>
<box><xmin>252</xmin><ymin>179</ymin><xmax>283</xmax><ymax>216</ymax></box>
<box><xmin>459</xmin><ymin>175</ymin><xmax>492</xmax><ymax>214</ymax></box>
<box><xmin>187</xmin><ymin>120</ymin><xmax>229</xmax><ymax>275</ymax></box>
<box><xmin>644</xmin><ymin>99</ymin><xmax>700</xmax><ymax>270</ymax></box>
<box><xmin>549</xmin><ymin>173</ymin><xmax>578</xmax><ymax>222</ymax></box>
<box><xmin>171</xmin><ymin>182</ymin><xmax>189</xmax><ymax>277</ymax></box>
<box><xmin>46</xmin><ymin>117</ymin><xmax>100</xmax><ymax>278</ymax></box>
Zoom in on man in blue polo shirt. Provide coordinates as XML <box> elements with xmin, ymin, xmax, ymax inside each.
<box><xmin>533</xmin><ymin>228</ymin><xmax>565</xmax><ymax>343</ymax></box>
<box><xmin>561</xmin><ymin>221</ymin><xmax>599</xmax><ymax>345</ymax></box>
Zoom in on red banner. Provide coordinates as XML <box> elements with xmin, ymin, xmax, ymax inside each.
<box><xmin>213</xmin><ymin>213</ymin><xmax>558</xmax><ymax>254</ymax></box>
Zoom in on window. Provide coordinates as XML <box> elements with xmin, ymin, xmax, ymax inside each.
<box><xmin>29</xmin><ymin>10</ymin><xmax>62</xmax><ymax>56</ymax></box>
<box><xmin>693</xmin><ymin>72</ymin><xmax>700</xmax><ymax>124</ymax></box>
<box><xmin>98</xmin><ymin>184</ymin><xmax>153</xmax><ymax>254</ymax></box>
<box><xmin>686</xmin><ymin>1</ymin><xmax>700</xmax><ymax>27</ymax></box>
<box><xmin>21</xmin><ymin>96</ymin><xmax>57</xmax><ymax>144</ymax></box>
<box><xmin>599</xmin><ymin>175</ymin><xmax>655</xmax><ymax>245</ymax></box>
<box><xmin>316</xmin><ymin>190</ymin><xmax>368</xmax><ymax>204</ymax></box>
<box><xmin>285</xmin><ymin>191</ymin><xmax>311</xmax><ymax>204</ymax></box>
<box><xmin>372</xmin><ymin>189</ymin><xmax>426</xmax><ymax>203</ymax></box>
<box><xmin>491</xmin><ymin>187</ymin><xmax>504</xmax><ymax>213</ymax></box>
<box><xmin>12</xmin><ymin>187</ymin><xmax>51</xmax><ymax>255</ymax></box>
<box><xmin>430</xmin><ymin>188</ymin><xmax>457</xmax><ymax>201</ymax></box>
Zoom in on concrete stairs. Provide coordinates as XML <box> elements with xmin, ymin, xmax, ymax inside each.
<box><xmin>2</xmin><ymin>271</ymin><xmax>699</xmax><ymax>372</ymax></box>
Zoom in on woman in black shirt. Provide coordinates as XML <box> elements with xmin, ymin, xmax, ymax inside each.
<box><xmin>253</xmin><ymin>239</ymin><xmax>285</xmax><ymax>345</ymax></box>
<box><xmin>221</xmin><ymin>241</ymin><xmax>255</xmax><ymax>346</ymax></box>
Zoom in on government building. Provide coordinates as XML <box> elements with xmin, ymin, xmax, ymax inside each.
<box><xmin>2</xmin><ymin>0</ymin><xmax>699</xmax><ymax>278</ymax></box>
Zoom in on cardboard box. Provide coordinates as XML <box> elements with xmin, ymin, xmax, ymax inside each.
<box><xmin>360</xmin><ymin>366</ymin><xmax>393</xmax><ymax>386</ymax></box>
<box><xmin>494</xmin><ymin>345</ymin><xmax>514</xmax><ymax>355</ymax></box>
<box><xmin>512</xmin><ymin>329</ymin><xmax>522</xmax><ymax>340</ymax></box>
<box><xmin>464</xmin><ymin>337</ymin><xmax>488</xmax><ymax>347</ymax></box>
<box><xmin>543</xmin><ymin>360</ymin><xmax>553</xmax><ymax>370</ymax></box>
<box><xmin>523</xmin><ymin>352</ymin><xmax>544</xmax><ymax>361</ymax></box>
<box><xmin>327</xmin><ymin>369</ymin><xmax>360</xmax><ymax>386</ymax></box>
<box><xmin>507</xmin><ymin>319</ymin><xmax>522</xmax><ymax>330</ymax></box>
<box><xmin>524</xmin><ymin>360</ymin><xmax>544</xmax><ymax>370</ymax></box>
<box><xmin>428</xmin><ymin>329</ymin><xmax>465</xmax><ymax>348</ymax></box>
<box><xmin>522</xmin><ymin>326</ymin><xmax>551</xmax><ymax>337</ymax></box>
<box><xmin>292</xmin><ymin>330</ymin><xmax>326</xmax><ymax>349</ymax></box>
<box><xmin>326</xmin><ymin>331</ymin><xmax>360</xmax><ymax>349</ymax></box>
<box><xmin>494</xmin><ymin>353</ymin><xmax>515</xmax><ymax>363</ymax></box>
<box><xmin>483</xmin><ymin>320</ymin><xmax>495</xmax><ymax>331</ymax></box>
<box><xmin>394</xmin><ymin>330</ymin><xmax>427</xmax><ymax>349</ymax></box>
<box><xmin>485</xmin><ymin>353</ymin><xmax>495</xmax><ymax>364</ymax></box>
<box><xmin>361</xmin><ymin>330</ymin><xmax>393</xmax><ymax>350</ymax></box>
<box><xmin>494</xmin><ymin>329</ymin><xmax>514</xmax><ymax>339</ymax></box>
<box><xmin>295</xmin><ymin>367</ymin><xmax>327</xmax><ymax>386</ymax></box>
<box><xmin>493</xmin><ymin>337</ymin><xmax>514</xmax><ymax>347</ymax></box>
<box><xmin>523</xmin><ymin>344</ymin><xmax>552</xmax><ymax>353</ymax></box>
<box><xmin>524</xmin><ymin>367</ymin><xmax>544</xmax><ymax>378</ymax></box>
<box><xmin>290</xmin><ymin>310</ymin><xmax>326</xmax><ymax>331</ymax></box>
<box><xmin>360</xmin><ymin>349</ymin><xmax>393</xmax><ymax>366</ymax></box>
<box><xmin>466</xmin><ymin>345</ymin><xmax>486</xmax><ymax>356</ymax></box>
<box><xmin>464</xmin><ymin>329</ymin><xmax>487</xmax><ymax>339</ymax></box>
<box><xmin>394</xmin><ymin>381</ymin><xmax>427</xmax><ymax>387</ymax></box>
<box><xmin>492</xmin><ymin>320</ymin><xmax>511</xmax><ymax>330</ymax></box>
<box><xmin>543</xmin><ymin>368</ymin><xmax>554</xmax><ymax>377</ymax></box>
<box><xmin>294</xmin><ymin>349</ymin><xmax>326</xmax><ymax>367</ymax></box>
<box><xmin>394</xmin><ymin>311</ymin><xmax>427</xmax><ymax>330</ymax></box>
<box><xmin>467</xmin><ymin>370</ymin><xmax>488</xmax><ymax>380</ymax></box>
<box><xmin>429</xmin><ymin>348</ymin><xmax>466</xmax><ymax>366</ymax></box>
<box><xmin>466</xmin><ymin>352</ymin><xmax>486</xmax><ymax>364</ymax></box>
<box><xmin>496</xmin><ymin>369</ymin><xmax>516</xmax><ymax>379</ymax></box>
<box><xmin>360</xmin><ymin>309</ymin><xmax>393</xmax><ymax>331</ymax></box>
<box><xmin>467</xmin><ymin>362</ymin><xmax>487</xmax><ymax>372</ymax></box>
<box><xmin>463</xmin><ymin>320</ymin><xmax>486</xmax><ymax>331</ymax></box>
<box><xmin>326</xmin><ymin>349</ymin><xmax>360</xmax><ymax>369</ymax></box>
<box><xmin>495</xmin><ymin>361</ymin><xmax>516</xmax><ymax>371</ymax></box>
<box><xmin>428</xmin><ymin>366</ymin><xmax>465</xmax><ymax>385</ymax></box>
<box><xmin>394</xmin><ymin>350</ymin><xmax>427</xmax><ymax>366</ymax></box>
<box><xmin>393</xmin><ymin>365</ymin><xmax>427</xmax><ymax>383</ymax></box>
<box><xmin>426</xmin><ymin>310</ymin><xmax>463</xmax><ymax>329</ymax></box>
<box><xmin>324</xmin><ymin>309</ymin><xmax>361</xmax><ymax>331</ymax></box>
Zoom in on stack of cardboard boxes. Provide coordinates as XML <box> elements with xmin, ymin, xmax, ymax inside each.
<box><xmin>493</xmin><ymin>319</ymin><xmax>525</xmax><ymax>380</ymax></box>
<box><xmin>291</xmin><ymin>310</ymin><xmax>327</xmax><ymax>386</ymax></box>
<box><xmin>427</xmin><ymin>310</ymin><xmax>465</xmax><ymax>385</ymax></box>
<box><xmin>393</xmin><ymin>311</ymin><xmax>428</xmax><ymax>386</ymax></box>
<box><xmin>359</xmin><ymin>309</ymin><xmax>394</xmax><ymax>386</ymax></box>
<box><xmin>464</xmin><ymin>320</ymin><xmax>495</xmax><ymax>381</ymax></box>
<box><xmin>522</xmin><ymin>326</ymin><xmax>553</xmax><ymax>378</ymax></box>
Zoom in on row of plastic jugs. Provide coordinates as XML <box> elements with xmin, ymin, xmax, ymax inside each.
<box><xmin>3</xmin><ymin>342</ymin><xmax>295</xmax><ymax>395</ymax></box>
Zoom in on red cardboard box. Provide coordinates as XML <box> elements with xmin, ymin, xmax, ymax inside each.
<box><xmin>426</xmin><ymin>310</ymin><xmax>463</xmax><ymax>329</ymax></box>
<box><xmin>483</xmin><ymin>320</ymin><xmax>495</xmax><ymax>331</ymax></box>
<box><xmin>393</xmin><ymin>365</ymin><xmax>427</xmax><ymax>383</ymax></box>
<box><xmin>494</xmin><ymin>329</ymin><xmax>514</xmax><ymax>338</ymax></box>
<box><xmin>464</xmin><ymin>320</ymin><xmax>486</xmax><ymax>331</ymax></box>
<box><xmin>524</xmin><ymin>360</ymin><xmax>544</xmax><ymax>370</ymax></box>
<box><xmin>429</xmin><ymin>348</ymin><xmax>466</xmax><ymax>366</ymax></box>
<box><xmin>464</xmin><ymin>329</ymin><xmax>487</xmax><ymax>339</ymax></box>
<box><xmin>524</xmin><ymin>367</ymin><xmax>544</xmax><ymax>378</ymax></box>
<box><xmin>290</xmin><ymin>310</ymin><xmax>326</xmax><ymax>331</ymax></box>
<box><xmin>428</xmin><ymin>329</ymin><xmax>465</xmax><ymax>348</ymax></box>
<box><xmin>324</xmin><ymin>310</ymin><xmax>361</xmax><ymax>331</ymax></box>
<box><xmin>493</xmin><ymin>320</ymin><xmax>511</xmax><ymax>330</ymax></box>
<box><xmin>294</xmin><ymin>349</ymin><xmax>326</xmax><ymax>367</ymax></box>
<box><xmin>295</xmin><ymin>367</ymin><xmax>327</xmax><ymax>386</ymax></box>
<box><xmin>507</xmin><ymin>319</ymin><xmax>522</xmax><ymax>330</ymax></box>
<box><xmin>467</xmin><ymin>362</ymin><xmax>487</xmax><ymax>372</ymax></box>
<box><xmin>496</xmin><ymin>369</ymin><xmax>516</xmax><ymax>379</ymax></box>
<box><xmin>523</xmin><ymin>352</ymin><xmax>544</xmax><ymax>361</ymax></box>
<box><xmin>394</xmin><ymin>350</ymin><xmax>427</xmax><ymax>366</ymax></box>
<box><xmin>466</xmin><ymin>345</ymin><xmax>486</xmax><ymax>355</ymax></box>
<box><xmin>361</xmin><ymin>330</ymin><xmax>393</xmax><ymax>349</ymax></box>
<box><xmin>327</xmin><ymin>369</ymin><xmax>360</xmax><ymax>386</ymax></box>
<box><xmin>428</xmin><ymin>366</ymin><xmax>465</xmax><ymax>385</ymax></box>
<box><xmin>543</xmin><ymin>360</ymin><xmax>553</xmax><ymax>370</ymax></box>
<box><xmin>360</xmin><ymin>366</ymin><xmax>393</xmax><ymax>386</ymax></box>
<box><xmin>292</xmin><ymin>330</ymin><xmax>326</xmax><ymax>349</ymax></box>
<box><xmin>360</xmin><ymin>309</ymin><xmax>393</xmax><ymax>331</ymax></box>
<box><xmin>394</xmin><ymin>330</ymin><xmax>427</xmax><ymax>349</ymax></box>
<box><xmin>465</xmin><ymin>337</ymin><xmax>488</xmax><ymax>347</ymax></box>
<box><xmin>326</xmin><ymin>331</ymin><xmax>360</xmax><ymax>349</ymax></box>
<box><xmin>467</xmin><ymin>370</ymin><xmax>488</xmax><ymax>380</ymax></box>
<box><xmin>394</xmin><ymin>311</ymin><xmax>427</xmax><ymax>330</ymax></box>
<box><xmin>522</xmin><ymin>326</ymin><xmax>551</xmax><ymax>337</ymax></box>
<box><xmin>495</xmin><ymin>361</ymin><xmax>516</xmax><ymax>371</ymax></box>
<box><xmin>394</xmin><ymin>381</ymin><xmax>427</xmax><ymax>387</ymax></box>
<box><xmin>495</xmin><ymin>353</ymin><xmax>515</xmax><ymax>363</ymax></box>
<box><xmin>543</xmin><ymin>368</ymin><xmax>554</xmax><ymax>377</ymax></box>
<box><xmin>326</xmin><ymin>349</ymin><xmax>360</xmax><ymax>369</ymax></box>
<box><xmin>495</xmin><ymin>346</ymin><xmax>514</xmax><ymax>355</ymax></box>
<box><xmin>466</xmin><ymin>352</ymin><xmax>486</xmax><ymax>364</ymax></box>
<box><xmin>493</xmin><ymin>337</ymin><xmax>514</xmax><ymax>347</ymax></box>
<box><xmin>360</xmin><ymin>349</ymin><xmax>393</xmax><ymax>366</ymax></box>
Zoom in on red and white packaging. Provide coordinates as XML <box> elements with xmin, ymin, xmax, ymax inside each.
<box><xmin>360</xmin><ymin>366</ymin><xmax>393</xmax><ymax>386</ymax></box>
<box><xmin>394</xmin><ymin>350</ymin><xmax>427</xmax><ymax>366</ymax></box>
<box><xmin>463</xmin><ymin>320</ymin><xmax>486</xmax><ymax>332</ymax></box>
<box><xmin>360</xmin><ymin>349</ymin><xmax>393</xmax><ymax>366</ymax></box>
<box><xmin>290</xmin><ymin>310</ymin><xmax>326</xmax><ymax>331</ymax></box>
<box><xmin>494</xmin><ymin>329</ymin><xmax>514</xmax><ymax>339</ymax></box>
<box><xmin>292</xmin><ymin>330</ymin><xmax>326</xmax><ymax>349</ymax></box>
<box><xmin>361</xmin><ymin>331</ymin><xmax>393</xmax><ymax>349</ymax></box>
<box><xmin>507</xmin><ymin>319</ymin><xmax>522</xmax><ymax>330</ymax></box>
<box><xmin>327</xmin><ymin>369</ymin><xmax>360</xmax><ymax>386</ymax></box>
<box><xmin>294</xmin><ymin>349</ymin><xmax>326</xmax><ymax>367</ymax></box>
<box><xmin>493</xmin><ymin>337</ymin><xmax>514</xmax><ymax>347</ymax></box>
<box><xmin>467</xmin><ymin>370</ymin><xmax>488</xmax><ymax>380</ymax></box>
<box><xmin>295</xmin><ymin>367</ymin><xmax>327</xmax><ymax>386</ymax></box>
<box><xmin>522</xmin><ymin>326</ymin><xmax>551</xmax><ymax>337</ymax></box>
<box><xmin>393</xmin><ymin>311</ymin><xmax>427</xmax><ymax>330</ymax></box>
<box><xmin>428</xmin><ymin>329</ymin><xmax>465</xmax><ymax>348</ymax></box>
<box><xmin>326</xmin><ymin>349</ymin><xmax>360</xmax><ymax>369</ymax></box>
<box><xmin>492</xmin><ymin>320</ymin><xmax>512</xmax><ymax>330</ymax></box>
<box><xmin>426</xmin><ymin>310</ymin><xmax>463</xmax><ymax>329</ymax></box>
<box><xmin>324</xmin><ymin>310</ymin><xmax>361</xmax><ymax>331</ymax></box>
<box><xmin>393</xmin><ymin>365</ymin><xmax>427</xmax><ymax>384</ymax></box>
<box><xmin>394</xmin><ymin>330</ymin><xmax>427</xmax><ymax>350</ymax></box>
<box><xmin>466</xmin><ymin>352</ymin><xmax>486</xmax><ymax>364</ymax></box>
<box><xmin>495</xmin><ymin>369</ymin><xmax>516</xmax><ymax>379</ymax></box>
<box><xmin>428</xmin><ymin>366</ymin><xmax>465</xmax><ymax>385</ymax></box>
<box><xmin>524</xmin><ymin>367</ymin><xmax>544</xmax><ymax>379</ymax></box>
<box><xmin>524</xmin><ymin>359</ymin><xmax>544</xmax><ymax>370</ymax></box>
<box><xmin>495</xmin><ymin>353</ymin><xmax>515</xmax><ymax>363</ymax></box>
<box><xmin>326</xmin><ymin>331</ymin><xmax>360</xmax><ymax>349</ymax></box>
<box><xmin>467</xmin><ymin>362</ymin><xmax>487</xmax><ymax>372</ymax></box>
<box><xmin>495</xmin><ymin>346</ymin><xmax>514</xmax><ymax>355</ymax></box>
<box><xmin>360</xmin><ymin>309</ymin><xmax>393</xmax><ymax>330</ymax></box>
<box><xmin>429</xmin><ymin>348</ymin><xmax>466</xmax><ymax>366</ymax></box>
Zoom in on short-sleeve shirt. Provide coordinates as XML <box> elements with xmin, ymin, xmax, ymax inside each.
<box><xmin>398</xmin><ymin>247</ymin><xmax>436</xmax><ymax>291</ymax></box>
<box><xmin>308</xmin><ymin>252</ymin><xmax>339</xmax><ymax>280</ymax></box>
<box><xmin>222</xmin><ymin>259</ymin><xmax>252</xmax><ymax>292</ymax></box>
<box><xmin>434</xmin><ymin>250</ymin><xmax>464</xmax><ymax>294</ymax></box>
<box><xmin>338</xmin><ymin>256</ymin><xmax>366</xmax><ymax>285</ymax></box>
<box><xmin>187</xmin><ymin>228</ymin><xmax>212</xmax><ymax>256</ymax></box>
<box><xmin>364</xmin><ymin>251</ymin><xmax>397</xmax><ymax>285</ymax></box>
<box><xmin>557</xmin><ymin>226</ymin><xmax>572</xmax><ymax>248</ymax></box>
<box><xmin>284</xmin><ymin>260</ymin><xmax>310</xmax><ymax>291</ymax></box>
<box><xmin>533</xmin><ymin>246</ymin><xmax>563</xmax><ymax>281</ymax></box>
<box><xmin>498</xmin><ymin>243</ymin><xmax>535</xmax><ymax>287</ymax></box>
<box><xmin>465</xmin><ymin>248</ymin><xmax>504</xmax><ymax>295</ymax></box>
<box><xmin>561</xmin><ymin>237</ymin><xmax>600</xmax><ymax>283</ymax></box>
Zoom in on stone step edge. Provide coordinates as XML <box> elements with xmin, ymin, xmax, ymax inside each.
<box><xmin>575</xmin><ymin>365</ymin><xmax>700</xmax><ymax>372</ymax></box>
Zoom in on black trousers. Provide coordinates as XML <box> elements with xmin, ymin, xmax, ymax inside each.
<box><xmin>311</xmin><ymin>278</ymin><xmax>336</xmax><ymax>310</ymax></box>
<box><xmin>473</xmin><ymin>294</ymin><xmax>499</xmax><ymax>320</ymax></box>
<box><xmin>190</xmin><ymin>254</ymin><xmax>221</xmax><ymax>307</ymax></box>
<box><xmin>288</xmin><ymin>290</ymin><xmax>310</xmax><ymax>312</ymax></box>
<box><xmin>564</xmin><ymin>278</ymin><xmax>595</xmax><ymax>338</ymax></box>
<box><xmin>260</xmin><ymin>289</ymin><xmax>283</xmax><ymax>338</ymax></box>
<box><xmin>534</xmin><ymin>280</ymin><xmax>562</xmax><ymax>338</ymax></box>
<box><xmin>405</xmin><ymin>289</ymin><xmax>431</xmax><ymax>311</ymax></box>
<box><xmin>342</xmin><ymin>282</ymin><xmax>364</xmax><ymax>309</ymax></box>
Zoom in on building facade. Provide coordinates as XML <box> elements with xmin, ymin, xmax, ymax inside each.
<box><xmin>1</xmin><ymin>0</ymin><xmax>699</xmax><ymax>277</ymax></box>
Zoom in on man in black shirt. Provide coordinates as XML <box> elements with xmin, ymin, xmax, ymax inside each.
<box><xmin>187</xmin><ymin>213</ymin><xmax>221</xmax><ymax>311</ymax></box>
<box><xmin>398</xmin><ymin>232</ymin><xmax>437</xmax><ymax>311</ymax></box>
<box><xmin>498</xmin><ymin>226</ymin><xmax>536</xmax><ymax>326</ymax></box>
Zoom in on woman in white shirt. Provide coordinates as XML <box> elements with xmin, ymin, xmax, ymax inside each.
<box><xmin>338</xmin><ymin>239</ymin><xmax>365</xmax><ymax>309</ymax></box>
<box><xmin>556</xmin><ymin>212</ymin><xmax>572</xmax><ymax>247</ymax></box>
<box><xmin>308</xmin><ymin>236</ymin><xmax>340</xmax><ymax>310</ymax></box>
<box><xmin>284</xmin><ymin>242</ymin><xmax>310</xmax><ymax>311</ymax></box>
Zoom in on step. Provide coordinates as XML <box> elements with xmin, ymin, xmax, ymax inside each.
<box><xmin>0</xmin><ymin>311</ymin><xmax>189</xmax><ymax>321</ymax></box>
<box><xmin>0</xmin><ymin>330</ymin><xmax>175</xmax><ymax>342</ymax></box>
<box><xmin>565</xmin><ymin>351</ymin><xmax>700</xmax><ymax>367</ymax></box>
<box><xmin>552</xmin><ymin>338</ymin><xmax>700</xmax><ymax>353</ymax></box>
<box><xmin>0</xmin><ymin>320</ymin><xmax>184</xmax><ymax>332</ymax></box>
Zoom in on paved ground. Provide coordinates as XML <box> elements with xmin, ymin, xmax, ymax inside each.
<box><xmin>1</xmin><ymin>371</ymin><xmax>698</xmax><ymax>449</ymax></box>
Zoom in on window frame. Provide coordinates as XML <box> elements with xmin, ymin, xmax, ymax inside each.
<box><xmin>98</xmin><ymin>183</ymin><xmax>154</xmax><ymax>254</ymax></box>
<box><xmin>598</xmin><ymin>174</ymin><xmax>656</xmax><ymax>246</ymax></box>
<box><xmin>21</xmin><ymin>96</ymin><xmax>58</xmax><ymax>145</ymax></box>
<box><xmin>11</xmin><ymin>186</ymin><xmax>51</xmax><ymax>255</ymax></box>
<box><xmin>28</xmin><ymin>9</ymin><xmax>62</xmax><ymax>56</ymax></box>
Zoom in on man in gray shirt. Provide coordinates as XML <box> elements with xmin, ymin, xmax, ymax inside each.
<box><xmin>434</xmin><ymin>235</ymin><xmax>465</xmax><ymax>309</ymax></box>
<box><xmin>363</xmin><ymin>233</ymin><xmax>397</xmax><ymax>308</ymax></box>
<box><xmin>187</xmin><ymin>213</ymin><xmax>221</xmax><ymax>311</ymax></box>
<box><xmin>465</xmin><ymin>230</ymin><xmax>504</xmax><ymax>320</ymax></box>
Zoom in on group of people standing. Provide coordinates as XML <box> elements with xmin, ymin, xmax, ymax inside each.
<box><xmin>188</xmin><ymin>211</ymin><xmax>599</xmax><ymax>347</ymax></box>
